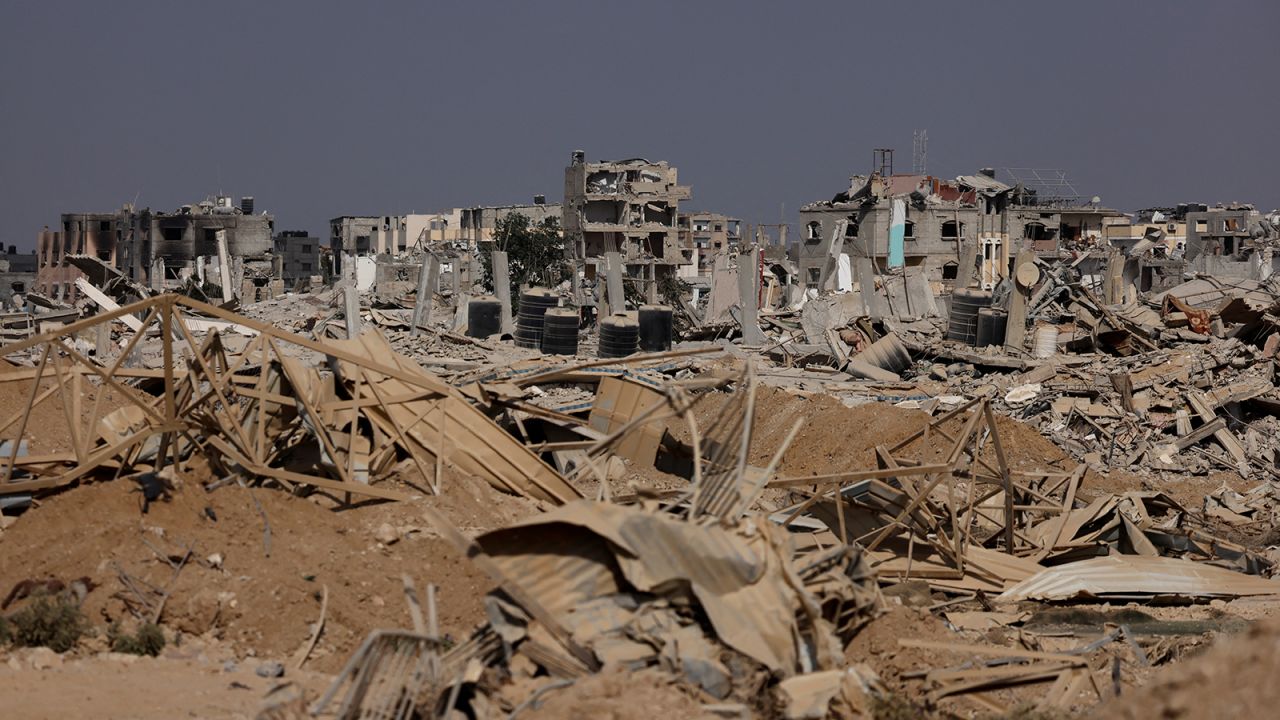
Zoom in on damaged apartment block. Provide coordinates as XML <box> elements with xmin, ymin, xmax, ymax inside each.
<box><xmin>35</xmin><ymin>195</ymin><xmax>277</xmax><ymax>303</ymax></box>
<box><xmin>797</xmin><ymin>160</ymin><xmax>1123</xmax><ymax>296</ymax></box>
<box><xmin>563</xmin><ymin>150</ymin><xmax>692</xmax><ymax>305</ymax></box>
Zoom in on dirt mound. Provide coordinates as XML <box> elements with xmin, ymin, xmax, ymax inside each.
<box><xmin>0</xmin><ymin>377</ymin><xmax>130</xmax><ymax>455</ymax></box>
<box><xmin>0</xmin><ymin>462</ymin><xmax>537</xmax><ymax>672</ymax></box>
<box><xmin>1097</xmin><ymin>619</ymin><xmax>1280</xmax><ymax>719</ymax></box>
<box><xmin>688</xmin><ymin>385</ymin><xmax>1081</xmax><ymax>480</ymax></box>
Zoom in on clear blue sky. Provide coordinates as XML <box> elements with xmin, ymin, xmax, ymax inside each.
<box><xmin>2</xmin><ymin>0</ymin><xmax>1277</xmax><ymax>250</ymax></box>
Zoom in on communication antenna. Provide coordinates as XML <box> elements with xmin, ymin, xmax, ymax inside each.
<box><xmin>912</xmin><ymin>129</ymin><xmax>928</xmax><ymax>175</ymax></box>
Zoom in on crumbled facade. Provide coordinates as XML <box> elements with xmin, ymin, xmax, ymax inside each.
<box><xmin>273</xmin><ymin>230</ymin><xmax>321</xmax><ymax>285</ymax></box>
<box><xmin>34</xmin><ymin>196</ymin><xmax>273</xmax><ymax>301</ymax></box>
<box><xmin>460</xmin><ymin>200</ymin><xmax>561</xmax><ymax>246</ymax></box>
<box><xmin>0</xmin><ymin>246</ymin><xmax>37</xmax><ymax>308</ymax></box>
<box><xmin>797</xmin><ymin>169</ymin><xmax>1121</xmax><ymax>292</ymax></box>
<box><xmin>678</xmin><ymin>211</ymin><xmax>741</xmax><ymax>276</ymax></box>
<box><xmin>563</xmin><ymin>151</ymin><xmax>692</xmax><ymax>302</ymax></box>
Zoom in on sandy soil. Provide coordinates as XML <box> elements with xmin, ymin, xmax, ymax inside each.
<box><xmin>0</xmin><ymin>459</ymin><xmax>539</xmax><ymax>674</ymax></box>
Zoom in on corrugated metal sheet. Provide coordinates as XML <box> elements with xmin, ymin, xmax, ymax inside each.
<box><xmin>999</xmin><ymin>555</ymin><xmax>1280</xmax><ymax>602</ymax></box>
<box><xmin>485</xmin><ymin>501</ymin><xmax>803</xmax><ymax>673</ymax></box>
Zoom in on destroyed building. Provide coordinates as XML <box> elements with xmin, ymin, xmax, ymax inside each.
<box><xmin>34</xmin><ymin>197</ymin><xmax>273</xmax><ymax>302</ymax></box>
<box><xmin>0</xmin><ymin>245</ymin><xmax>37</xmax><ymax>309</ymax></box>
<box><xmin>677</xmin><ymin>211</ymin><xmax>741</xmax><ymax>277</ymax></box>
<box><xmin>273</xmin><ymin>230</ymin><xmax>321</xmax><ymax>285</ymax></box>
<box><xmin>797</xmin><ymin>166</ymin><xmax>1121</xmax><ymax>293</ymax></box>
<box><xmin>1184</xmin><ymin>204</ymin><xmax>1279</xmax><ymax>279</ymax></box>
<box><xmin>460</xmin><ymin>198</ymin><xmax>561</xmax><ymax>246</ymax></box>
<box><xmin>563</xmin><ymin>151</ymin><xmax>692</xmax><ymax>303</ymax></box>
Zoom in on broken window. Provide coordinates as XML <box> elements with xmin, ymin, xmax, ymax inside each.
<box><xmin>942</xmin><ymin>262</ymin><xmax>958</xmax><ymax>280</ymax></box>
<box><xmin>161</xmin><ymin>227</ymin><xmax>183</xmax><ymax>242</ymax></box>
<box><xmin>98</xmin><ymin>220</ymin><xmax>110</xmax><ymax>232</ymax></box>
<box><xmin>941</xmin><ymin>220</ymin><xmax>964</xmax><ymax>239</ymax></box>
<box><xmin>807</xmin><ymin>267</ymin><xmax>821</xmax><ymax>286</ymax></box>
<box><xmin>1195</xmin><ymin>220</ymin><xmax>1208</xmax><ymax>233</ymax></box>
<box><xmin>1025</xmin><ymin>222</ymin><xmax>1050</xmax><ymax>241</ymax></box>
<box><xmin>903</xmin><ymin>221</ymin><xmax>915</xmax><ymax>239</ymax></box>
<box><xmin>806</xmin><ymin>221</ymin><xmax>822</xmax><ymax>240</ymax></box>
<box><xmin>844</xmin><ymin>219</ymin><xmax>859</xmax><ymax>238</ymax></box>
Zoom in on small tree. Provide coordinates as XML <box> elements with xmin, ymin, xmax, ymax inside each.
<box><xmin>479</xmin><ymin>213</ymin><xmax>569</xmax><ymax>308</ymax></box>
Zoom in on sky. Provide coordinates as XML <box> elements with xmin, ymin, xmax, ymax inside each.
<box><xmin>2</xmin><ymin>0</ymin><xmax>1278</xmax><ymax>250</ymax></box>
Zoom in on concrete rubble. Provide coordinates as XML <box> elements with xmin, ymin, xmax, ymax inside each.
<box><xmin>4</xmin><ymin>161</ymin><xmax>1280</xmax><ymax>719</ymax></box>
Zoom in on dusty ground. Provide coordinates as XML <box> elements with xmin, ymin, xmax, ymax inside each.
<box><xmin>1095</xmin><ymin>618</ymin><xmax>1280</xmax><ymax>719</ymax></box>
<box><xmin>0</xmin><ymin>458</ymin><xmax>541</xmax><ymax>674</ymax></box>
<box><xmin>0</xmin><ymin>639</ymin><xmax>331</xmax><ymax>720</ymax></box>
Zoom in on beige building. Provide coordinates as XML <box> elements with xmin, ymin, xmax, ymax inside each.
<box><xmin>678</xmin><ymin>211</ymin><xmax>741</xmax><ymax>276</ymax></box>
<box><xmin>562</xmin><ymin>151</ymin><xmax>692</xmax><ymax>301</ymax></box>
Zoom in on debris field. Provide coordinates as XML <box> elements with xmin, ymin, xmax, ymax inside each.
<box><xmin>4</xmin><ymin>240</ymin><xmax>1280</xmax><ymax>720</ymax></box>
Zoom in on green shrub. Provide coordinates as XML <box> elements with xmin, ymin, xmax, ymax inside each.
<box><xmin>7</xmin><ymin>595</ymin><xmax>88</xmax><ymax>652</ymax></box>
<box><xmin>108</xmin><ymin>621</ymin><xmax>166</xmax><ymax>656</ymax></box>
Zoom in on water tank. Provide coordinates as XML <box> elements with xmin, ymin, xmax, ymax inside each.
<box><xmin>240</xmin><ymin>196</ymin><xmax>255</xmax><ymax>215</ymax></box>
<box><xmin>1033</xmin><ymin>324</ymin><xmax>1059</xmax><ymax>359</ymax></box>
<box><xmin>637</xmin><ymin>304</ymin><xmax>674</xmax><ymax>352</ymax></box>
<box><xmin>975</xmin><ymin>308</ymin><xmax>1008</xmax><ymax>348</ymax></box>
<box><xmin>515</xmin><ymin>287</ymin><xmax>559</xmax><ymax>349</ymax></box>
<box><xmin>467</xmin><ymin>296</ymin><xmax>502</xmax><ymax>338</ymax></box>
<box><xmin>599</xmin><ymin>315</ymin><xmax>639</xmax><ymax>358</ymax></box>
<box><xmin>540</xmin><ymin>308</ymin><xmax>580</xmax><ymax>356</ymax></box>
<box><xmin>946</xmin><ymin>289</ymin><xmax>993</xmax><ymax>345</ymax></box>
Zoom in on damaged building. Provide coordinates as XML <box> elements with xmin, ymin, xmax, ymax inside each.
<box><xmin>273</xmin><ymin>230</ymin><xmax>322</xmax><ymax>286</ymax></box>
<box><xmin>677</xmin><ymin>211</ymin><xmax>741</xmax><ymax>277</ymax></box>
<box><xmin>35</xmin><ymin>196</ymin><xmax>274</xmax><ymax>302</ymax></box>
<box><xmin>796</xmin><ymin>165</ymin><xmax>1121</xmax><ymax>293</ymax></box>
<box><xmin>460</xmin><ymin>198</ymin><xmax>562</xmax><ymax>246</ymax></box>
<box><xmin>563</xmin><ymin>151</ymin><xmax>692</xmax><ymax>303</ymax></box>
<box><xmin>0</xmin><ymin>246</ymin><xmax>37</xmax><ymax>309</ymax></box>
<box><xmin>1184</xmin><ymin>204</ymin><xmax>1279</xmax><ymax>280</ymax></box>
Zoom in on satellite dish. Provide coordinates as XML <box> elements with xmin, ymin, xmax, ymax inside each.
<box><xmin>1091</xmin><ymin>196</ymin><xmax>1102</xmax><ymax>205</ymax></box>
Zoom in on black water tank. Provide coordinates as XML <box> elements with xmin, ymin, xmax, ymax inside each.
<box><xmin>467</xmin><ymin>296</ymin><xmax>502</xmax><ymax>338</ymax></box>
<box><xmin>599</xmin><ymin>315</ymin><xmax>639</xmax><ymax>358</ymax></box>
<box><xmin>946</xmin><ymin>289</ymin><xmax>993</xmax><ymax>346</ymax></box>
<box><xmin>540</xmin><ymin>308</ymin><xmax>580</xmax><ymax>356</ymax></box>
<box><xmin>514</xmin><ymin>287</ymin><xmax>559</xmax><ymax>349</ymax></box>
<box><xmin>638</xmin><ymin>304</ymin><xmax>673</xmax><ymax>352</ymax></box>
<box><xmin>975</xmin><ymin>308</ymin><xmax>1008</xmax><ymax>348</ymax></box>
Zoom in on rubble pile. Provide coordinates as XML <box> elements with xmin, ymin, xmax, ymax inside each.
<box><xmin>5</xmin><ymin>226</ymin><xmax>1280</xmax><ymax>718</ymax></box>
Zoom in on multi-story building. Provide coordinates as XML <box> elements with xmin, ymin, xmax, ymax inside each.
<box><xmin>273</xmin><ymin>230</ymin><xmax>321</xmax><ymax>285</ymax></box>
<box><xmin>796</xmin><ymin>168</ymin><xmax>1121</xmax><ymax>292</ymax></box>
<box><xmin>562</xmin><ymin>151</ymin><xmax>691</xmax><ymax>302</ymax></box>
<box><xmin>35</xmin><ymin>196</ymin><xmax>273</xmax><ymax>301</ymax></box>
<box><xmin>677</xmin><ymin>211</ymin><xmax>741</xmax><ymax>276</ymax></box>
<box><xmin>460</xmin><ymin>199</ymin><xmax>561</xmax><ymax>246</ymax></box>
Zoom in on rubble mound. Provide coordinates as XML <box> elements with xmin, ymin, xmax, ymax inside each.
<box><xmin>1098</xmin><ymin>619</ymin><xmax>1280</xmax><ymax>719</ymax></box>
<box><xmin>0</xmin><ymin>465</ymin><xmax>534</xmax><ymax>672</ymax></box>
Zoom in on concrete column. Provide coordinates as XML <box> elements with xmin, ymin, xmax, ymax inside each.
<box><xmin>604</xmin><ymin>251</ymin><xmax>625</xmax><ymax>316</ymax></box>
<box><xmin>1004</xmin><ymin>248</ymin><xmax>1036</xmax><ymax>352</ymax></box>
<box><xmin>150</xmin><ymin>255</ymin><xmax>165</xmax><ymax>291</ymax></box>
<box><xmin>737</xmin><ymin>247</ymin><xmax>764</xmax><ymax>345</ymax></box>
<box><xmin>344</xmin><ymin>285</ymin><xmax>361</xmax><ymax>338</ymax></box>
<box><xmin>491</xmin><ymin>250</ymin><xmax>514</xmax><ymax>333</ymax></box>
<box><xmin>411</xmin><ymin>254</ymin><xmax>440</xmax><ymax>337</ymax></box>
<box><xmin>215</xmin><ymin>230</ymin><xmax>233</xmax><ymax>303</ymax></box>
